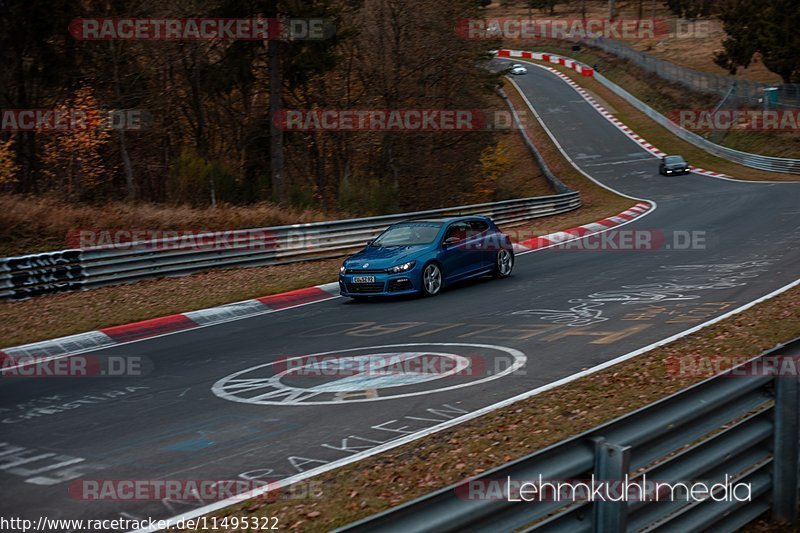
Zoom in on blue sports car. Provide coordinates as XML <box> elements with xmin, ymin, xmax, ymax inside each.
<box><xmin>339</xmin><ymin>216</ymin><xmax>514</xmax><ymax>299</ymax></box>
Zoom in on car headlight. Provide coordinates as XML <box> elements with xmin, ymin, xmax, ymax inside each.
<box><xmin>340</xmin><ymin>265</ymin><xmax>347</xmax><ymax>274</ymax></box>
<box><xmin>390</xmin><ymin>261</ymin><xmax>415</xmax><ymax>273</ymax></box>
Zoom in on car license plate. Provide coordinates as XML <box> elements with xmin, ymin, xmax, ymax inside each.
<box><xmin>352</xmin><ymin>276</ymin><xmax>375</xmax><ymax>283</ymax></box>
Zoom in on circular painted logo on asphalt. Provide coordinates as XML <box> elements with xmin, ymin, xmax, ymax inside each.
<box><xmin>212</xmin><ymin>343</ymin><xmax>526</xmax><ymax>405</ymax></box>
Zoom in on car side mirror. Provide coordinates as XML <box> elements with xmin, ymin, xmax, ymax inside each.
<box><xmin>443</xmin><ymin>236</ymin><xmax>460</xmax><ymax>247</ymax></box>
<box><xmin>365</xmin><ymin>240</ymin><xmax>373</xmax><ymax>246</ymax></box>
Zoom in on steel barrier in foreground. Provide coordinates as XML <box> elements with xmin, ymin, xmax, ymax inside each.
<box><xmin>339</xmin><ymin>337</ymin><xmax>800</xmax><ymax>532</ymax></box>
<box><xmin>0</xmin><ymin>191</ymin><xmax>580</xmax><ymax>301</ymax></box>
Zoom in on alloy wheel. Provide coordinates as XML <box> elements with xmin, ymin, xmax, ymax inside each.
<box><xmin>495</xmin><ymin>249</ymin><xmax>513</xmax><ymax>278</ymax></box>
<box><xmin>422</xmin><ymin>263</ymin><xmax>442</xmax><ymax>296</ymax></box>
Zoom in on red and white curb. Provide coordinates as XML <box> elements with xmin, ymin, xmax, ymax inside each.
<box><xmin>497</xmin><ymin>49</ymin><xmax>595</xmax><ymax>77</ymax></box>
<box><xmin>496</xmin><ymin>50</ymin><xmax>730</xmax><ymax>179</ymax></box>
<box><xmin>2</xmin><ymin>201</ymin><xmax>651</xmax><ymax>363</ymax></box>
<box><xmin>513</xmin><ymin>201</ymin><xmax>652</xmax><ymax>252</ymax></box>
<box><xmin>0</xmin><ymin>284</ymin><xmax>340</xmax><ymax>363</ymax></box>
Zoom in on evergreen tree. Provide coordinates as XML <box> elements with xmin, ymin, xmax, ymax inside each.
<box><xmin>715</xmin><ymin>0</ymin><xmax>800</xmax><ymax>82</ymax></box>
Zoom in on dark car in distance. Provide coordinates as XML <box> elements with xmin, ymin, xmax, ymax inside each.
<box><xmin>339</xmin><ymin>216</ymin><xmax>514</xmax><ymax>299</ymax></box>
<box><xmin>659</xmin><ymin>155</ymin><xmax>690</xmax><ymax>175</ymax></box>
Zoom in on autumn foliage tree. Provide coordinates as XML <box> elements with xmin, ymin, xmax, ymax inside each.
<box><xmin>0</xmin><ymin>137</ymin><xmax>19</xmax><ymax>185</ymax></box>
<box><xmin>40</xmin><ymin>85</ymin><xmax>112</xmax><ymax>199</ymax></box>
<box><xmin>470</xmin><ymin>143</ymin><xmax>510</xmax><ymax>203</ymax></box>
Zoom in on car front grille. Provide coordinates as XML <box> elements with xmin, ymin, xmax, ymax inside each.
<box><xmin>344</xmin><ymin>268</ymin><xmax>387</xmax><ymax>274</ymax></box>
<box><xmin>345</xmin><ymin>282</ymin><xmax>385</xmax><ymax>294</ymax></box>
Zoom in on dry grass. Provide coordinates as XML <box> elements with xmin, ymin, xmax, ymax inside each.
<box><xmin>179</xmin><ymin>283</ymin><xmax>800</xmax><ymax>532</ymax></box>
<box><xmin>491</xmin><ymin>127</ymin><xmax>557</xmax><ymax>199</ymax></box>
<box><xmin>0</xmin><ymin>258</ymin><xmax>344</xmax><ymax>348</ymax></box>
<box><xmin>486</xmin><ymin>92</ymin><xmax>559</xmax><ymax>200</ymax></box>
<box><xmin>0</xmin><ymin>195</ymin><xmax>340</xmax><ymax>257</ymax></box>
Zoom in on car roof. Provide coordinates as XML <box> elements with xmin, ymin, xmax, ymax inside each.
<box><xmin>664</xmin><ymin>155</ymin><xmax>686</xmax><ymax>160</ymax></box>
<box><xmin>403</xmin><ymin>215</ymin><xmax>489</xmax><ymax>225</ymax></box>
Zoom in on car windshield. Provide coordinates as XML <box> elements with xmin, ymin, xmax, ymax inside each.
<box><xmin>665</xmin><ymin>156</ymin><xmax>686</xmax><ymax>164</ymax></box>
<box><xmin>372</xmin><ymin>222</ymin><xmax>442</xmax><ymax>247</ymax></box>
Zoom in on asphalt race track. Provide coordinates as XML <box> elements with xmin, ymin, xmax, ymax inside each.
<box><xmin>2</xmin><ymin>60</ymin><xmax>799</xmax><ymax>530</ymax></box>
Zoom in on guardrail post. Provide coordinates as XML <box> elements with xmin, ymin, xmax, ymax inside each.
<box><xmin>592</xmin><ymin>438</ymin><xmax>631</xmax><ymax>533</ymax></box>
<box><xmin>772</xmin><ymin>373</ymin><xmax>799</xmax><ymax>522</ymax></box>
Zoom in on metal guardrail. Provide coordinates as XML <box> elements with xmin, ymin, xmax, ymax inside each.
<box><xmin>0</xmin><ymin>192</ymin><xmax>580</xmax><ymax>301</ymax></box>
<box><xmin>496</xmin><ymin>48</ymin><xmax>800</xmax><ymax>174</ymax></box>
<box><xmin>584</xmin><ymin>38</ymin><xmax>800</xmax><ymax>110</ymax></box>
<box><xmin>339</xmin><ymin>337</ymin><xmax>800</xmax><ymax>532</ymax></box>
<box><xmin>593</xmin><ymin>72</ymin><xmax>800</xmax><ymax>175</ymax></box>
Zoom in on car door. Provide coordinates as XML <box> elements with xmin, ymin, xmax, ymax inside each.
<box><xmin>467</xmin><ymin>219</ymin><xmax>494</xmax><ymax>270</ymax></box>
<box><xmin>439</xmin><ymin>222</ymin><xmax>472</xmax><ymax>282</ymax></box>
